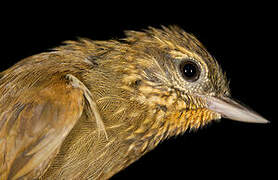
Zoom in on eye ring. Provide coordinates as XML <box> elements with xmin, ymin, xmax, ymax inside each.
<box><xmin>179</xmin><ymin>60</ymin><xmax>200</xmax><ymax>82</ymax></box>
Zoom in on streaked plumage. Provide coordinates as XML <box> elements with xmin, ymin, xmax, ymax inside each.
<box><xmin>0</xmin><ymin>26</ymin><xmax>268</xmax><ymax>179</ymax></box>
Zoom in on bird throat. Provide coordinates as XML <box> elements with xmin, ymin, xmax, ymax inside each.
<box><xmin>122</xmin><ymin>82</ymin><xmax>221</xmax><ymax>159</ymax></box>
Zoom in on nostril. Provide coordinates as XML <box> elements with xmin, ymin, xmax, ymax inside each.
<box><xmin>134</xmin><ymin>79</ymin><xmax>142</xmax><ymax>86</ymax></box>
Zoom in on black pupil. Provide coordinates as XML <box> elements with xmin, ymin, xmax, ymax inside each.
<box><xmin>180</xmin><ymin>61</ymin><xmax>200</xmax><ymax>82</ymax></box>
<box><xmin>183</xmin><ymin>63</ymin><xmax>197</xmax><ymax>78</ymax></box>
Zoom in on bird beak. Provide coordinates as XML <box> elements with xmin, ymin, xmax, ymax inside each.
<box><xmin>205</xmin><ymin>96</ymin><xmax>269</xmax><ymax>123</ymax></box>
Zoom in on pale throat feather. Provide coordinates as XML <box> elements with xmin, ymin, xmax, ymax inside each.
<box><xmin>122</xmin><ymin>80</ymin><xmax>221</xmax><ymax>157</ymax></box>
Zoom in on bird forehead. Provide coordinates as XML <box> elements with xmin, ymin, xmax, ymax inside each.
<box><xmin>125</xmin><ymin>26</ymin><xmax>218</xmax><ymax>71</ymax></box>
<box><xmin>123</xmin><ymin>26</ymin><xmax>229</xmax><ymax>96</ymax></box>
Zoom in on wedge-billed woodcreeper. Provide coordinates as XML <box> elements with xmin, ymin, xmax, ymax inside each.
<box><xmin>0</xmin><ymin>26</ymin><xmax>268</xmax><ymax>179</ymax></box>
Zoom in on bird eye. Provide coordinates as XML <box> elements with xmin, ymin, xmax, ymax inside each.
<box><xmin>179</xmin><ymin>60</ymin><xmax>200</xmax><ymax>82</ymax></box>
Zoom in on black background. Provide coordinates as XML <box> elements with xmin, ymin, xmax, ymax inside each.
<box><xmin>1</xmin><ymin>2</ymin><xmax>276</xmax><ymax>179</ymax></box>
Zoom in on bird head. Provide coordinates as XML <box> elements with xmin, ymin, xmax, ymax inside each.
<box><xmin>113</xmin><ymin>25</ymin><xmax>268</xmax><ymax>137</ymax></box>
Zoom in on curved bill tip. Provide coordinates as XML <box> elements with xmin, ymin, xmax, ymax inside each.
<box><xmin>206</xmin><ymin>96</ymin><xmax>269</xmax><ymax>124</ymax></box>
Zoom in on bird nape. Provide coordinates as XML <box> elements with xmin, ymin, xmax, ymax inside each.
<box><xmin>0</xmin><ymin>25</ymin><xmax>268</xmax><ymax>179</ymax></box>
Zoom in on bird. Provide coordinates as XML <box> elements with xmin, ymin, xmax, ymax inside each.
<box><xmin>0</xmin><ymin>25</ymin><xmax>268</xmax><ymax>179</ymax></box>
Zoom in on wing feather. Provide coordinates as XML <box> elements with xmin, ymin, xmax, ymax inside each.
<box><xmin>0</xmin><ymin>74</ymin><xmax>85</xmax><ymax>179</ymax></box>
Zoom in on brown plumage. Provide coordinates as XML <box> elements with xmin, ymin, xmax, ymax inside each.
<box><xmin>0</xmin><ymin>26</ymin><xmax>268</xmax><ymax>179</ymax></box>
